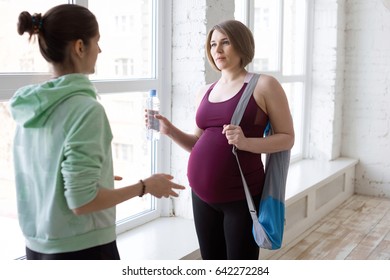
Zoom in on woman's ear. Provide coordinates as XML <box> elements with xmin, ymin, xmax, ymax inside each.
<box><xmin>73</xmin><ymin>39</ymin><xmax>85</xmax><ymax>58</ymax></box>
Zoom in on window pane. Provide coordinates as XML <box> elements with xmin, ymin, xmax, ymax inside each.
<box><xmin>282</xmin><ymin>0</ymin><xmax>306</xmax><ymax>75</ymax></box>
<box><xmin>0</xmin><ymin>0</ymin><xmax>65</xmax><ymax>73</ymax></box>
<box><xmin>253</xmin><ymin>0</ymin><xmax>280</xmax><ymax>72</ymax></box>
<box><xmin>282</xmin><ymin>82</ymin><xmax>303</xmax><ymax>157</ymax></box>
<box><xmin>99</xmin><ymin>92</ymin><xmax>156</xmax><ymax>223</ymax></box>
<box><xmin>88</xmin><ymin>0</ymin><xmax>154</xmax><ymax>80</ymax></box>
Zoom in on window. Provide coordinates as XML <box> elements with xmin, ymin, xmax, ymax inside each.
<box><xmin>235</xmin><ymin>0</ymin><xmax>311</xmax><ymax>160</ymax></box>
<box><xmin>0</xmin><ymin>0</ymin><xmax>168</xmax><ymax>259</ymax></box>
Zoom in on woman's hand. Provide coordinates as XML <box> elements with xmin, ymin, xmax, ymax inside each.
<box><xmin>145</xmin><ymin>110</ymin><xmax>173</xmax><ymax>136</ymax></box>
<box><xmin>145</xmin><ymin>110</ymin><xmax>201</xmax><ymax>152</ymax></box>
<box><xmin>222</xmin><ymin>124</ymin><xmax>247</xmax><ymax>150</ymax></box>
<box><xmin>143</xmin><ymin>174</ymin><xmax>186</xmax><ymax>198</ymax></box>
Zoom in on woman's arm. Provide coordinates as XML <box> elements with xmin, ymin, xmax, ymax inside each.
<box><xmin>154</xmin><ymin>114</ymin><xmax>202</xmax><ymax>152</ymax></box>
<box><xmin>72</xmin><ymin>174</ymin><xmax>185</xmax><ymax>215</ymax></box>
<box><xmin>223</xmin><ymin>74</ymin><xmax>294</xmax><ymax>154</ymax></box>
<box><xmin>148</xmin><ymin>85</ymin><xmax>210</xmax><ymax>152</ymax></box>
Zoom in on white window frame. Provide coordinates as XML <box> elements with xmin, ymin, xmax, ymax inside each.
<box><xmin>78</xmin><ymin>0</ymin><xmax>173</xmax><ymax>233</ymax></box>
<box><xmin>236</xmin><ymin>0</ymin><xmax>313</xmax><ymax>161</ymax></box>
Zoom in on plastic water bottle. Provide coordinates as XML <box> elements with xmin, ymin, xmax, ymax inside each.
<box><xmin>146</xmin><ymin>89</ymin><xmax>160</xmax><ymax>141</ymax></box>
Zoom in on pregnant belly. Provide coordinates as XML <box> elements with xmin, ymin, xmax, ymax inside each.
<box><xmin>187</xmin><ymin>129</ymin><xmax>242</xmax><ymax>202</ymax></box>
<box><xmin>187</xmin><ymin>128</ymin><xmax>264</xmax><ymax>203</ymax></box>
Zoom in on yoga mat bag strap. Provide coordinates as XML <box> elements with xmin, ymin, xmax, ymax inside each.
<box><xmin>231</xmin><ymin>72</ymin><xmax>291</xmax><ymax>250</ymax></box>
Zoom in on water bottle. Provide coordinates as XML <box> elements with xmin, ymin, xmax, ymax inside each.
<box><xmin>146</xmin><ymin>89</ymin><xmax>160</xmax><ymax>141</ymax></box>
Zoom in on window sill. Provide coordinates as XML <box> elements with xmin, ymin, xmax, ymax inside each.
<box><xmin>117</xmin><ymin>216</ymin><xmax>199</xmax><ymax>260</ymax></box>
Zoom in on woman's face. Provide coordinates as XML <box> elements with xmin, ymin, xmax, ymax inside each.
<box><xmin>210</xmin><ymin>29</ymin><xmax>241</xmax><ymax>71</ymax></box>
<box><xmin>83</xmin><ymin>32</ymin><xmax>101</xmax><ymax>74</ymax></box>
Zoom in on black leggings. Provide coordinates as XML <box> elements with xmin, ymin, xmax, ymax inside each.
<box><xmin>192</xmin><ymin>191</ymin><xmax>260</xmax><ymax>260</ymax></box>
<box><xmin>26</xmin><ymin>240</ymin><xmax>120</xmax><ymax>260</ymax></box>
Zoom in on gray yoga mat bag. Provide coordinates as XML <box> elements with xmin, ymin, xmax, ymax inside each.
<box><xmin>231</xmin><ymin>72</ymin><xmax>291</xmax><ymax>250</ymax></box>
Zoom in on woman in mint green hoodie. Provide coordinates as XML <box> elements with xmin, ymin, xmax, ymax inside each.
<box><xmin>10</xmin><ymin>4</ymin><xmax>185</xmax><ymax>260</ymax></box>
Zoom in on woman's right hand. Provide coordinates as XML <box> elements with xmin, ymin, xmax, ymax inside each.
<box><xmin>143</xmin><ymin>174</ymin><xmax>185</xmax><ymax>198</ymax></box>
<box><xmin>151</xmin><ymin>113</ymin><xmax>172</xmax><ymax>136</ymax></box>
<box><xmin>145</xmin><ymin>110</ymin><xmax>201</xmax><ymax>153</ymax></box>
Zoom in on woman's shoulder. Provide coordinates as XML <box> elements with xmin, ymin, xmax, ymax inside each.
<box><xmin>254</xmin><ymin>73</ymin><xmax>284</xmax><ymax>96</ymax></box>
<box><xmin>256</xmin><ymin>73</ymin><xmax>280</xmax><ymax>87</ymax></box>
<box><xmin>252</xmin><ymin>73</ymin><xmax>285</xmax><ymax>114</ymax></box>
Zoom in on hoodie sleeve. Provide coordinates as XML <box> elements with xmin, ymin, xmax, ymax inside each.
<box><xmin>61</xmin><ymin>99</ymin><xmax>113</xmax><ymax>210</ymax></box>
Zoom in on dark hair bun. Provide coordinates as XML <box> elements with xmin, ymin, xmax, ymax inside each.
<box><xmin>17</xmin><ymin>11</ymin><xmax>33</xmax><ymax>36</ymax></box>
<box><xmin>17</xmin><ymin>11</ymin><xmax>42</xmax><ymax>38</ymax></box>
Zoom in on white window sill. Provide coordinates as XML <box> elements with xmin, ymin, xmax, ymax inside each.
<box><xmin>117</xmin><ymin>216</ymin><xmax>199</xmax><ymax>260</ymax></box>
<box><xmin>285</xmin><ymin>157</ymin><xmax>359</xmax><ymax>204</ymax></box>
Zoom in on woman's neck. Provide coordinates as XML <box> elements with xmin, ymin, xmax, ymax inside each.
<box><xmin>219</xmin><ymin>68</ymin><xmax>247</xmax><ymax>84</ymax></box>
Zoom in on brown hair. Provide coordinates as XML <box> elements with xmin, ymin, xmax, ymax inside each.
<box><xmin>206</xmin><ymin>20</ymin><xmax>255</xmax><ymax>71</ymax></box>
<box><xmin>17</xmin><ymin>4</ymin><xmax>98</xmax><ymax>64</ymax></box>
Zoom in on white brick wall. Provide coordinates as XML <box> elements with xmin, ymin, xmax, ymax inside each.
<box><xmin>309</xmin><ymin>0</ymin><xmax>390</xmax><ymax>197</ymax></box>
<box><xmin>309</xmin><ymin>0</ymin><xmax>345</xmax><ymax>160</ymax></box>
<box><xmin>343</xmin><ymin>0</ymin><xmax>390</xmax><ymax>197</ymax></box>
<box><xmin>299</xmin><ymin>0</ymin><xmax>390</xmax><ymax>198</ymax></box>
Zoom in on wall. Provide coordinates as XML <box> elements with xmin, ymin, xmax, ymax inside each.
<box><xmin>296</xmin><ymin>0</ymin><xmax>390</xmax><ymax>198</ymax></box>
<box><xmin>309</xmin><ymin>0</ymin><xmax>345</xmax><ymax>160</ymax></box>
<box><xmin>343</xmin><ymin>0</ymin><xmax>390</xmax><ymax>197</ymax></box>
<box><xmin>309</xmin><ymin>0</ymin><xmax>390</xmax><ymax>197</ymax></box>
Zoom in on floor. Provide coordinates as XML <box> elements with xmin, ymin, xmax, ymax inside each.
<box><xmin>270</xmin><ymin>194</ymin><xmax>390</xmax><ymax>260</ymax></box>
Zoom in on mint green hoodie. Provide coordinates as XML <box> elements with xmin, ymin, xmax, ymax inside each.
<box><xmin>9</xmin><ymin>74</ymin><xmax>116</xmax><ymax>254</ymax></box>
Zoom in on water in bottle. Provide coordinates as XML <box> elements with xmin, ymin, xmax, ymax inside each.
<box><xmin>146</xmin><ymin>89</ymin><xmax>160</xmax><ymax>141</ymax></box>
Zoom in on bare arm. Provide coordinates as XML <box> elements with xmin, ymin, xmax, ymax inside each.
<box><xmin>148</xmin><ymin>85</ymin><xmax>210</xmax><ymax>152</ymax></box>
<box><xmin>223</xmin><ymin>75</ymin><xmax>294</xmax><ymax>154</ymax></box>
<box><xmin>154</xmin><ymin>114</ymin><xmax>202</xmax><ymax>152</ymax></box>
<box><xmin>72</xmin><ymin>174</ymin><xmax>185</xmax><ymax>215</ymax></box>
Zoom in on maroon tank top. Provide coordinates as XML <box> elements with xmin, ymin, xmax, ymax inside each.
<box><xmin>187</xmin><ymin>82</ymin><xmax>269</xmax><ymax>203</ymax></box>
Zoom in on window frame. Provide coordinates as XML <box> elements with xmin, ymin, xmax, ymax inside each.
<box><xmin>91</xmin><ymin>0</ymin><xmax>171</xmax><ymax>234</ymax></box>
<box><xmin>236</xmin><ymin>0</ymin><xmax>313</xmax><ymax>161</ymax></box>
<box><xmin>80</xmin><ymin>0</ymin><xmax>173</xmax><ymax>234</ymax></box>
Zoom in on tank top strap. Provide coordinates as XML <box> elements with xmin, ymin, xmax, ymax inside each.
<box><xmin>202</xmin><ymin>81</ymin><xmax>218</xmax><ymax>101</ymax></box>
<box><xmin>208</xmin><ymin>81</ymin><xmax>217</xmax><ymax>91</ymax></box>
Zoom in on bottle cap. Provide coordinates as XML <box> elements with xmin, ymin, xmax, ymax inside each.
<box><xmin>149</xmin><ymin>89</ymin><xmax>157</xmax><ymax>97</ymax></box>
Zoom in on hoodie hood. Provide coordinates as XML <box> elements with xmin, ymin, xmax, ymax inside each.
<box><xmin>9</xmin><ymin>74</ymin><xmax>97</xmax><ymax>128</ymax></box>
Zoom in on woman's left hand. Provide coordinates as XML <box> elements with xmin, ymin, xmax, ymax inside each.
<box><xmin>222</xmin><ymin>124</ymin><xmax>247</xmax><ymax>149</ymax></box>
